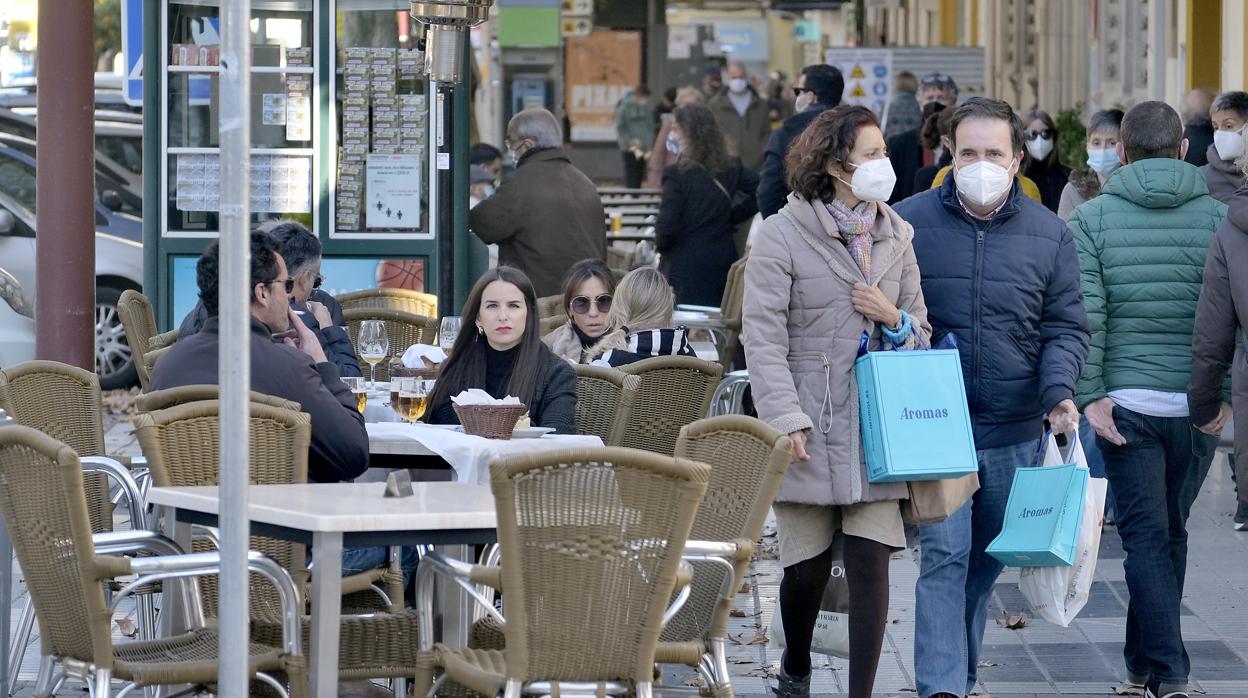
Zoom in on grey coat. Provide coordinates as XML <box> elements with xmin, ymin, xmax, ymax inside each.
<box><xmin>743</xmin><ymin>194</ymin><xmax>933</xmax><ymax>506</ymax></box>
<box><xmin>1200</xmin><ymin>143</ymin><xmax>1246</xmax><ymax>205</ymax></box>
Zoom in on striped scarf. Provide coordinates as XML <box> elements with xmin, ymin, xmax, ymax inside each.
<box><xmin>825</xmin><ymin>198</ymin><xmax>877</xmax><ymax>280</ymax></box>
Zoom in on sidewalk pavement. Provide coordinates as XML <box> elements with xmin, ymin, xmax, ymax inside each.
<box><xmin>9</xmin><ymin>409</ymin><xmax>1246</xmax><ymax>696</ymax></box>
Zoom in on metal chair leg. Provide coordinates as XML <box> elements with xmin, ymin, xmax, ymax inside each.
<box><xmin>90</xmin><ymin>667</ymin><xmax>113</xmax><ymax>698</ymax></box>
<box><xmin>709</xmin><ymin>638</ymin><xmax>733</xmax><ymax>697</ymax></box>
<box><xmin>30</xmin><ymin>655</ymin><xmax>57</xmax><ymax>698</ymax></box>
<box><xmin>6</xmin><ymin>596</ymin><xmax>36</xmax><ymax>694</ymax></box>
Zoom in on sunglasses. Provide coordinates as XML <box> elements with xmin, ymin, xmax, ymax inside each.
<box><xmin>1024</xmin><ymin>129</ymin><xmax>1055</xmax><ymax>141</ymax></box>
<box><xmin>312</xmin><ymin>274</ymin><xmax>324</xmax><ymax>289</ymax></box>
<box><xmin>921</xmin><ymin>73</ymin><xmax>953</xmax><ymax>86</ymax></box>
<box><xmin>792</xmin><ymin>86</ymin><xmax>811</xmax><ymax>97</ymax></box>
<box><xmin>272</xmin><ymin>278</ymin><xmax>296</xmax><ymax>294</ymax></box>
<box><xmin>570</xmin><ymin>294</ymin><xmax>612</xmax><ymax>315</ymax></box>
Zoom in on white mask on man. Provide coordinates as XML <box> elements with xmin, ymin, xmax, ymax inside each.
<box><xmin>1026</xmin><ymin>136</ymin><xmax>1054</xmax><ymax>162</ymax></box>
<box><xmin>1214</xmin><ymin>129</ymin><xmax>1244</xmax><ymax>162</ymax></box>
<box><xmin>954</xmin><ymin>159</ymin><xmax>1016</xmax><ymax>208</ymax></box>
<box><xmin>795</xmin><ymin>91</ymin><xmax>814</xmax><ymax>112</ymax></box>
<box><xmin>727</xmin><ymin>78</ymin><xmax>748</xmax><ymax>94</ymax></box>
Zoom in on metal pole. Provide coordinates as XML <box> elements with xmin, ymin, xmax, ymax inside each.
<box><xmin>218</xmin><ymin>0</ymin><xmax>252</xmax><ymax>695</ymax></box>
<box><xmin>436</xmin><ymin>84</ymin><xmax>455</xmax><ymax>316</ymax></box>
<box><xmin>35</xmin><ymin>0</ymin><xmax>95</xmax><ymax>370</ymax></box>
<box><xmin>429</xmin><ymin>79</ymin><xmax>444</xmax><ymax>314</ymax></box>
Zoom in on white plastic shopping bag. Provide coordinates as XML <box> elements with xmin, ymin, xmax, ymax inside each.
<box><xmin>768</xmin><ymin>561</ymin><xmax>850</xmax><ymax>657</ymax></box>
<box><xmin>1018</xmin><ymin>429</ymin><xmax>1108</xmax><ymax>626</ymax></box>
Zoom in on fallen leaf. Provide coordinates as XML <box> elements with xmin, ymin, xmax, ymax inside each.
<box><xmin>739</xmin><ymin>582</ymin><xmax>752</xmax><ymax>593</ymax></box>
<box><xmin>683</xmin><ymin>677</ymin><xmax>705</xmax><ymax>687</ymax></box>
<box><xmin>116</xmin><ymin>617</ymin><xmax>138</xmax><ymax>638</ymax></box>
<box><xmin>746</xmin><ymin>631</ymin><xmax>768</xmax><ymax>645</ymax></box>
<box><xmin>976</xmin><ymin>660</ymin><xmax>1002</xmax><ymax>668</ymax></box>
<box><xmin>995</xmin><ymin>610</ymin><xmax>1027</xmax><ymax>629</ymax></box>
<box><xmin>729</xmin><ymin>609</ymin><xmax>747</xmax><ymax>618</ymax></box>
<box><xmin>727</xmin><ymin>656</ymin><xmax>753</xmax><ymax>664</ymax></box>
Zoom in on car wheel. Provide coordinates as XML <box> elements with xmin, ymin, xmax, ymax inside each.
<box><xmin>96</xmin><ymin>284</ymin><xmax>138</xmax><ymax>390</ymax></box>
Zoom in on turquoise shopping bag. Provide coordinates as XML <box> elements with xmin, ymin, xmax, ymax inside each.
<box><xmin>856</xmin><ymin>334</ymin><xmax>978</xmax><ymax>483</ymax></box>
<box><xmin>986</xmin><ymin>460</ymin><xmax>1088</xmax><ymax>567</ymax></box>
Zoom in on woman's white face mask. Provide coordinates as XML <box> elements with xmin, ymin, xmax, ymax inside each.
<box><xmin>1214</xmin><ymin>129</ymin><xmax>1244</xmax><ymax>161</ymax></box>
<box><xmin>836</xmin><ymin>157</ymin><xmax>897</xmax><ymax>203</ymax></box>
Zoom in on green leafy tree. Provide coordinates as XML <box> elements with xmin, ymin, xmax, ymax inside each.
<box><xmin>95</xmin><ymin>0</ymin><xmax>122</xmax><ymax>69</ymax></box>
<box><xmin>1056</xmin><ymin>103</ymin><xmax>1087</xmax><ymax>171</ymax></box>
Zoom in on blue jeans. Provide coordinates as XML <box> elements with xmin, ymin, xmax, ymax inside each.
<box><xmin>914</xmin><ymin>438</ymin><xmax>1040</xmax><ymax>698</ymax></box>
<box><xmin>1099</xmin><ymin>406</ymin><xmax>1217</xmax><ymax>686</ymax></box>
<box><xmin>1079</xmin><ymin>419</ymin><xmax>1116</xmax><ymax>517</ymax></box>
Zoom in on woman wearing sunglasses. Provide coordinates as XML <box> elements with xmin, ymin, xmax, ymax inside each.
<box><xmin>543</xmin><ymin>259</ymin><xmax>617</xmax><ymax>364</ymax></box>
<box><xmin>587</xmin><ymin>267</ymin><xmax>697</xmax><ymax>368</ymax></box>
<box><xmin>1021</xmin><ymin>110</ymin><xmax>1071</xmax><ymax>213</ymax></box>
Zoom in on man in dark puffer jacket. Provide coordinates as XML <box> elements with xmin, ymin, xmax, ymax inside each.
<box><xmin>1069</xmin><ymin>101</ymin><xmax>1227</xmax><ymax>698</ymax></box>
<box><xmin>894</xmin><ymin>98</ymin><xmax>1090</xmax><ymax>698</ymax></box>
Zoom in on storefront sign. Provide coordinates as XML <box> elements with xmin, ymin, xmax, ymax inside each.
<box><xmin>366</xmin><ymin>154</ymin><xmax>423</xmax><ymax>229</ymax></box>
<box><xmin>565</xmin><ymin>31</ymin><xmax>642</xmax><ymax>142</ymax></box>
<box><xmin>825</xmin><ymin>48</ymin><xmax>893</xmax><ymax>117</ymax></box>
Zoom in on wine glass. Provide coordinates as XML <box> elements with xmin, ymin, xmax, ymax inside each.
<box><xmin>438</xmin><ymin>316</ymin><xmax>461</xmax><ymax>352</ymax></box>
<box><xmin>358</xmin><ymin>320</ymin><xmax>389</xmax><ymax>389</ymax></box>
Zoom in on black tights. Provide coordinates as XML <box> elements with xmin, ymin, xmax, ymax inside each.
<box><xmin>778</xmin><ymin>535</ymin><xmax>891</xmax><ymax>698</ymax></box>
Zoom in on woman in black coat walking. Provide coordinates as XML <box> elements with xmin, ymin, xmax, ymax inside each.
<box><xmin>656</xmin><ymin>104</ymin><xmax>759</xmax><ymax>306</ymax></box>
<box><xmin>1021</xmin><ymin>109</ymin><xmax>1071</xmax><ymax>213</ymax></box>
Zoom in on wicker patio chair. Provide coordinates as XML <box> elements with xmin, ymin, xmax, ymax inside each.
<box><xmin>615</xmin><ymin>356</ymin><xmax>723</xmax><ymax>456</ymax></box>
<box><xmin>337</xmin><ymin>287</ymin><xmax>439</xmax><ymax>317</ymax></box>
<box><xmin>536</xmin><ymin>294</ymin><xmax>564</xmax><ymax>319</ymax></box>
<box><xmin>133</xmin><ymin>400</ymin><xmax>425</xmax><ymax>687</ymax></box>
<box><xmin>413</xmin><ymin>447</ymin><xmax>710</xmax><ymax>698</ymax></box>
<box><xmin>540</xmin><ymin>313</ymin><xmax>569</xmax><ymax>336</ymax></box>
<box><xmin>143</xmin><ymin>342</ymin><xmax>174</xmax><ymax>380</ymax></box>
<box><xmin>133</xmin><ymin>384</ymin><xmax>302</xmax><ymax>414</ymax></box>
<box><xmin>344</xmin><ymin>307</ymin><xmax>439</xmax><ymax>382</ymax></box>
<box><xmin>0</xmin><ymin>425</ymin><xmax>307</xmax><ymax>698</ymax></box>
<box><xmin>676</xmin><ymin>258</ymin><xmax>746</xmax><ymax>373</ymax></box>
<box><xmin>0</xmin><ymin>360</ymin><xmax>157</xmax><ymax>681</ymax></box>
<box><xmin>116</xmin><ymin>290</ymin><xmax>159</xmax><ymax>390</ymax></box>
<box><xmin>654</xmin><ymin>416</ymin><xmax>793</xmax><ymax>696</ymax></box>
<box><xmin>573</xmin><ymin>364</ymin><xmax>638</xmax><ymax>446</ymax></box>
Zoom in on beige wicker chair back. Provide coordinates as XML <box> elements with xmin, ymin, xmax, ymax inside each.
<box><xmin>616</xmin><ymin>356</ymin><xmax>723</xmax><ymax>456</ymax></box>
<box><xmin>344</xmin><ymin>307</ymin><xmax>439</xmax><ymax>382</ymax></box>
<box><xmin>489</xmin><ymin>447</ymin><xmax>709</xmax><ymax>687</ymax></box>
<box><xmin>572</xmin><ymin>364</ymin><xmax>638</xmax><ymax>446</ymax></box>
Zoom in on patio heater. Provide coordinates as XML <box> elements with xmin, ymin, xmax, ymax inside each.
<box><xmin>410</xmin><ymin>0</ymin><xmax>494</xmax><ymax>316</ymax></box>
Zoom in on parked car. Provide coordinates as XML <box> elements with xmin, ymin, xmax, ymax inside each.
<box><xmin>0</xmin><ymin>137</ymin><xmax>144</xmax><ymax>388</ymax></box>
<box><xmin>0</xmin><ymin>266</ymin><xmax>35</xmax><ymax>369</ymax></box>
<box><xmin>0</xmin><ymin>109</ymin><xmax>144</xmax><ymax>189</ymax></box>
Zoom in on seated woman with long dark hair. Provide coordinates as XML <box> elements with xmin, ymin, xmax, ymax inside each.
<box><xmin>424</xmin><ymin>266</ymin><xmax>577</xmax><ymax>434</ymax></box>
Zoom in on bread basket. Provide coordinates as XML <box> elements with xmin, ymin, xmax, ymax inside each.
<box><xmin>453</xmin><ymin>403</ymin><xmax>527</xmax><ymax>439</ymax></box>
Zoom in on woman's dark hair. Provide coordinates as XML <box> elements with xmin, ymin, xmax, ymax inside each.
<box><xmin>920</xmin><ymin>106</ymin><xmax>956</xmax><ymax>151</ymax></box>
<box><xmin>1024</xmin><ymin>109</ymin><xmax>1060</xmax><ymax>166</ymax></box>
<box><xmin>423</xmin><ymin>266</ymin><xmax>550</xmax><ymax>421</ymax></box>
<box><xmin>784</xmin><ymin>105</ymin><xmax>880</xmax><ymax>202</ymax></box>
<box><xmin>674</xmin><ymin>104</ymin><xmax>731</xmax><ymax>175</ymax></box>
<box><xmin>560</xmin><ymin>258</ymin><xmax>616</xmax><ymax>318</ymax></box>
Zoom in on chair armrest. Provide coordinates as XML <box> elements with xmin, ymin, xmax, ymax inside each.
<box><xmin>105</xmin><ymin>550</ymin><xmax>304</xmax><ymax>658</ymax></box>
<box><xmin>676</xmin><ymin>304</ymin><xmax>723</xmax><ymax>317</ymax></box>
<box><xmin>661</xmin><ymin>559</ymin><xmax>696</xmax><ymax>627</ymax></box>
<box><xmin>149</xmin><ymin>330</ymin><xmax>179</xmax><ymax>351</ymax></box>
<box><xmin>93</xmin><ymin>529</ymin><xmax>187</xmax><ymax>557</ymax></box>
<box><xmin>81</xmin><ymin>455</ymin><xmax>148</xmax><ymax>530</ymax></box>
<box><xmin>414</xmin><ymin>550</ymin><xmax>504</xmax><ymax>650</ymax></box>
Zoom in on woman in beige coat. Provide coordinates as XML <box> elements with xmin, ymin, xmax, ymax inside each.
<box><xmin>743</xmin><ymin>105</ymin><xmax>931</xmax><ymax>698</ymax></box>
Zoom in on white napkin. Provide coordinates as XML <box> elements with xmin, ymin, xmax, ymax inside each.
<box><xmin>451</xmin><ymin>389</ymin><xmax>522</xmax><ymax>406</ymax></box>
<box><xmin>401</xmin><ymin>343</ymin><xmax>447</xmax><ymax>368</ymax></box>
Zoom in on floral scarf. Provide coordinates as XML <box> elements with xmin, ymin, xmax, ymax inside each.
<box><xmin>824</xmin><ymin>198</ymin><xmax>877</xmax><ymax>280</ymax></box>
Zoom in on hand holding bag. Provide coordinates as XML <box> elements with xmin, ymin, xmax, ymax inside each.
<box><xmin>1018</xmin><ymin>429</ymin><xmax>1108</xmax><ymax>625</ymax></box>
<box><xmin>986</xmin><ymin>431</ymin><xmax>1091</xmax><ymax>567</ymax></box>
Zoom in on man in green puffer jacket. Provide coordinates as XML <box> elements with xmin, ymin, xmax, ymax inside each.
<box><xmin>1068</xmin><ymin>101</ymin><xmax>1228</xmax><ymax>698</ymax></box>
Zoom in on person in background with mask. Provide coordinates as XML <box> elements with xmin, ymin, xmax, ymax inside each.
<box><xmin>757</xmin><ymin>64</ymin><xmax>845</xmax><ymax>218</ymax></box>
<box><xmin>1201</xmin><ymin>90</ymin><xmax>1248</xmax><ymax>203</ymax></box>
<box><xmin>470</xmin><ymin>165</ymin><xmax>499</xmax><ymax>268</ymax></box>
<box><xmin>707</xmin><ymin>62</ymin><xmax>771</xmax><ymax>171</ymax></box>
<box><xmin>886</xmin><ymin>73</ymin><xmax>960</xmax><ymax>204</ymax></box>
<box><xmin>1021</xmin><ymin>110</ymin><xmax>1070</xmax><ymax>213</ymax></box>
<box><xmin>743</xmin><ymin>105</ymin><xmax>932</xmax><ymax>698</ymax></box>
<box><xmin>893</xmin><ymin>97</ymin><xmax>1090</xmax><ymax>698</ymax></box>
<box><xmin>1058</xmin><ymin>109</ymin><xmax>1125</xmax><ymax>220</ymax></box>
<box><xmin>1182</xmin><ymin>88</ymin><xmax>1216</xmax><ymax>168</ymax></box>
<box><xmin>655</xmin><ymin>104</ymin><xmax>759</xmax><ymax>306</ymax></box>
<box><xmin>647</xmin><ymin>86</ymin><xmax>704</xmax><ymax>190</ymax></box>
<box><xmin>613</xmin><ymin>85</ymin><xmax>657</xmax><ymax>189</ymax></box>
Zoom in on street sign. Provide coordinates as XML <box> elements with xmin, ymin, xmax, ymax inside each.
<box><xmin>825</xmin><ymin>47</ymin><xmax>893</xmax><ymax>117</ymax></box>
<box><xmin>121</xmin><ymin>0</ymin><xmax>143</xmax><ymax>106</ymax></box>
<box><xmin>562</xmin><ymin>17</ymin><xmax>592</xmax><ymax>38</ymax></box>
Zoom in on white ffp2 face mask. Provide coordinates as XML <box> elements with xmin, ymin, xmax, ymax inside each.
<box><xmin>1026</xmin><ymin>136</ymin><xmax>1054</xmax><ymax>162</ymax></box>
<box><xmin>840</xmin><ymin>158</ymin><xmax>897</xmax><ymax>203</ymax></box>
<box><xmin>954</xmin><ymin>159</ymin><xmax>1015</xmax><ymax>208</ymax></box>
<box><xmin>1214</xmin><ymin>129</ymin><xmax>1244</xmax><ymax>161</ymax></box>
<box><xmin>728</xmin><ymin>78</ymin><xmax>748</xmax><ymax>94</ymax></box>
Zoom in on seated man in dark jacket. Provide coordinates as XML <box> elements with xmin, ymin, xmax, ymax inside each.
<box><xmin>893</xmin><ymin>97</ymin><xmax>1089</xmax><ymax>698</ymax></box>
<box><xmin>756</xmin><ymin>64</ymin><xmax>844</xmax><ymax>219</ymax></box>
<box><xmin>150</xmin><ymin>230</ymin><xmax>370</xmax><ymax>484</ymax></box>
<box><xmin>176</xmin><ymin>221</ymin><xmax>361</xmax><ymax>378</ymax></box>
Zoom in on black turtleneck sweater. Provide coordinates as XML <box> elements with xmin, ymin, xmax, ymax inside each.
<box><xmin>572</xmin><ymin>324</ymin><xmax>599</xmax><ymax>351</ymax></box>
<box><xmin>484</xmin><ymin>343</ymin><xmax>519</xmax><ymax>399</ymax></box>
